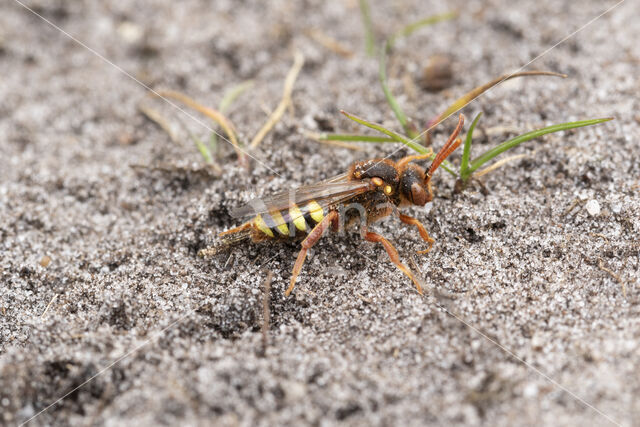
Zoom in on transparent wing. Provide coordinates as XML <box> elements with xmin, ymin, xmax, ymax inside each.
<box><xmin>230</xmin><ymin>174</ymin><xmax>369</xmax><ymax>219</ymax></box>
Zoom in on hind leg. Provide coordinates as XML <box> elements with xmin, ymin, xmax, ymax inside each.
<box><xmin>199</xmin><ymin>222</ymin><xmax>253</xmax><ymax>257</ymax></box>
<box><xmin>286</xmin><ymin>211</ymin><xmax>338</xmax><ymax>296</ymax></box>
<box><xmin>363</xmin><ymin>230</ymin><xmax>423</xmax><ymax>295</ymax></box>
<box><xmin>399</xmin><ymin>213</ymin><xmax>435</xmax><ymax>254</ymax></box>
<box><xmin>218</xmin><ymin>221</ymin><xmax>252</xmax><ymax>237</ymax></box>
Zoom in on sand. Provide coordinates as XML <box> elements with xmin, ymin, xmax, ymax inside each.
<box><xmin>1</xmin><ymin>1</ymin><xmax>639</xmax><ymax>425</ymax></box>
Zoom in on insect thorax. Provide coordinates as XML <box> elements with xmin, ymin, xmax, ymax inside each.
<box><xmin>352</xmin><ymin>159</ymin><xmax>399</xmax><ymax>185</ymax></box>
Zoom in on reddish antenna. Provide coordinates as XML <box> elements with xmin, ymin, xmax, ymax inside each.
<box><xmin>426</xmin><ymin>114</ymin><xmax>465</xmax><ymax>182</ymax></box>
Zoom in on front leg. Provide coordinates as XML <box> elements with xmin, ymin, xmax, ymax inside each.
<box><xmin>396</xmin><ymin>149</ymin><xmax>434</xmax><ymax>169</ymax></box>
<box><xmin>399</xmin><ymin>213</ymin><xmax>435</xmax><ymax>254</ymax></box>
<box><xmin>286</xmin><ymin>210</ymin><xmax>339</xmax><ymax>296</ymax></box>
<box><xmin>363</xmin><ymin>230</ymin><xmax>423</xmax><ymax>295</ymax></box>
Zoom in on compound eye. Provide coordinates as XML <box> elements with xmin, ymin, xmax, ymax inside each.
<box><xmin>371</xmin><ymin>177</ymin><xmax>383</xmax><ymax>186</ymax></box>
<box><xmin>384</xmin><ymin>185</ymin><xmax>393</xmax><ymax>195</ymax></box>
<box><xmin>410</xmin><ymin>182</ymin><xmax>428</xmax><ymax>206</ymax></box>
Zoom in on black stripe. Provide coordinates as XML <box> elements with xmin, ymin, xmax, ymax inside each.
<box><xmin>299</xmin><ymin>203</ymin><xmax>319</xmax><ymax>226</ymax></box>
<box><xmin>261</xmin><ymin>213</ymin><xmax>280</xmax><ymax>236</ymax></box>
<box><xmin>303</xmin><ymin>212</ymin><xmax>315</xmax><ymax>227</ymax></box>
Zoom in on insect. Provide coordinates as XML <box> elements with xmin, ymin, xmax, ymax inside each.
<box><xmin>199</xmin><ymin>115</ymin><xmax>465</xmax><ymax>296</ymax></box>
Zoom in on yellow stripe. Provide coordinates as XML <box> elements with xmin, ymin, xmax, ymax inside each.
<box><xmin>254</xmin><ymin>214</ymin><xmax>274</xmax><ymax>237</ymax></box>
<box><xmin>270</xmin><ymin>211</ymin><xmax>289</xmax><ymax>235</ymax></box>
<box><xmin>289</xmin><ymin>204</ymin><xmax>308</xmax><ymax>231</ymax></box>
<box><xmin>308</xmin><ymin>200</ymin><xmax>324</xmax><ymax>223</ymax></box>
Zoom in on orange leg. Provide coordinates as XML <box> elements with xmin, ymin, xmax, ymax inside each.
<box><xmin>399</xmin><ymin>213</ymin><xmax>435</xmax><ymax>254</ymax></box>
<box><xmin>396</xmin><ymin>149</ymin><xmax>434</xmax><ymax>169</ymax></box>
<box><xmin>199</xmin><ymin>221</ymin><xmax>253</xmax><ymax>258</ymax></box>
<box><xmin>286</xmin><ymin>210</ymin><xmax>339</xmax><ymax>296</ymax></box>
<box><xmin>219</xmin><ymin>221</ymin><xmax>252</xmax><ymax>237</ymax></box>
<box><xmin>363</xmin><ymin>231</ymin><xmax>423</xmax><ymax>295</ymax></box>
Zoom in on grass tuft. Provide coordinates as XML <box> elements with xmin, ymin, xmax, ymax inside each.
<box><xmin>339</xmin><ymin>108</ymin><xmax>612</xmax><ymax>185</ymax></box>
<box><xmin>459</xmin><ymin>117</ymin><xmax>613</xmax><ymax>181</ymax></box>
<box><xmin>155</xmin><ymin>89</ymin><xmax>246</xmax><ymax>166</ymax></box>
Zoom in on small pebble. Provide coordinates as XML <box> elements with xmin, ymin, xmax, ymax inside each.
<box><xmin>39</xmin><ymin>255</ymin><xmax>51</xmax><ymax>268</ymax></box>
<box><xmin>117</xmin><ymin>22</ymin><xmax>143</xmax><ymax>43</ymax></box>
<box><xmin>420</xmin><ymin>55</ymin><xmax>454</xmax><ymax>92</ymax></box>
<box><xmin>585</xmin><ymin>199</ymin><xmax>601</xmax><ymax>216</ymax></box>
<box><xmin>523</xmin><ymin>382</ymin><xmax>539</xmax><ymax>398</ymax></box>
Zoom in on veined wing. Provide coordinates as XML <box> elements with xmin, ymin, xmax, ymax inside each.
<box><xmin>230</xmin><ymin>176</ymin><xmax>370</xmax><ymax>219</ymax></box>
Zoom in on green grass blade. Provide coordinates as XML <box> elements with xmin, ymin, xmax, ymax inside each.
<box><xmin>208</xmin><ymin>132</ymin><xmax>218</xmax><ymax>155</ymax></box>
<box><xmin>464</xmin><ymin>117</ymin><xmax>613</xmax><ymax>180</ymax></box>
<box><xmin>192</xmin><ymin>133</ymin><xmax>214</xmax><ymax>164</ymax></box>
<box><xmin>210</xmin><ymin>80</ymin><xmax>254</xmax><ymax>153</ymax></box>
<box><xmin>359</xmin><ymin>0</ymin><xmax>375</xmax><ymax>56</ymax></box>
<box><xmin>340</xmin><ymin>110</ymin><xmax>420</xmax><ymax>148</ymax></box>
<box><xmin>209</xmin><ymin>133</ymin><xmax>218</xmax><ymax>154</ymax></box>
<box><xmin>219</xmin><ymin>80</ymin><xmax>254</xmax><ymax>113</ymax></box>
<box><xmin>460</xmin><ymin>112</ymin><xmax>483</xmax><ymax>178</ymax></box>
<box><xmin>318</xmin><ymin>134</ymin><xmax>396</xmax><ymax>143</ymax></box>
<box><xmin>386</xmin><ymin>11</ymin><xmax>457</xmax><ymax>50</ymax></box>
<box><xmin>341</xmin><ymin>110</ymin><xmax>459</xmax><ymax>177</ymax></box>
<box><xmin>379</xmin><ymin>51</ymin><xmax>416</xmax><ymax>138</ymax></box>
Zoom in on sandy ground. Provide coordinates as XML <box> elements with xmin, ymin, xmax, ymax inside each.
<box><xmin>1</xmin><ymin>0</ymin><xmax>639</xmax><ymax>426</ymax></box>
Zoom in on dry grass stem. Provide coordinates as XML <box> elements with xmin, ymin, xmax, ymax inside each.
<box><xmin>598</xmin><ymin>258</ymin><xmax>627</xmax><ymax>298</ymax></box>
<box><xmin>155</xmin><ymin>89</ymin><xmax>245</xmax><ymax>164</ymax></box>
<box><xmin>305</xmin><ymin>29</ymin><xmax>354</xmax><ymax>58</ymax></box>
<box><xmin>40</xmin><ymin>294</ymin><xmax>59</xmax><ymax>320</ymax></box>
<box><xmin>261</xmin><ymin>271</ymin><xmax>273</xmax><ymax>354</ymax></box>
<box><xmin>139</xmin><ymin>104</ymin><xmax>180</xmax><ymax>144</ymax></box>
<box><xmin>250</xmin><ymin>52</ymin><xmax>305</xmax><ymax>149</ymax></box>
<box><xmin>474</xmin><ymin>154</ymin><xmax>528</xmax><ymax>177</ymax></box>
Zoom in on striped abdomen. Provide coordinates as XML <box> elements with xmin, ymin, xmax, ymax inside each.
<box><xmin>253</xmin><ymin>201</ymin><xmax>325</xmax><ymax>238</ymax></box>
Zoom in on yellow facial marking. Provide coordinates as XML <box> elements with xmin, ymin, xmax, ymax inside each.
<box><xmin>384</xmin><ymin>185</ymin><xmax>393</xmax><ymax>195</ymax></box>
<box><xmin>354</xmin><ymin>171</ymin><xmax>362</xmax><ymax>178</ymax></box>
<box><xmin>255</xmin><ymin>214</ymin><xmax>274</xmax><ymax>237</ymax></box>
<box><xmin>372</xmin><ymin>177</ymin><xmax>383</xmax><ymax>186</ymax></box>
<box><xmin>289</xmin><ymin>204</ymin><xmax>308</xmax><ymax>231</ymax></box>
<box><xmin>307</xmin><ymin>200</ymin><xmax>324</xmax><ymax>223</ymax></box>
<box><xmin>270</xmin><ymin>211</ymin><xmax>290</xmax><ymax>235</ymax></box>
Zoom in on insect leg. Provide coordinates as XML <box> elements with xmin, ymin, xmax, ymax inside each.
<box><xmin>363</xmin><ymin>230</ymin><xmax>423</xmax><ymax>295</ymax></box>
<box><xmin>286</xmin><ymin>210</ymin><xmax>339</xmax><ymax>296</ymax></box>
<box><xmin>396</xmin><ymin>149</ymin><xmax>434</xmax><ymax>169</ymax></box>
<box><xmin>199</xmin><ymin>222</ymin><xmax>253</xmax><ymax>257</ymax></box>
<box><xmin>398</xmin><ymin>213</ymin><xmax>435</xmax><ymax>254</ymax></box>
<box><xmin>219</xmin><ymin>221</ymin><xmax>252</xmax><ymax>237</ymax></box>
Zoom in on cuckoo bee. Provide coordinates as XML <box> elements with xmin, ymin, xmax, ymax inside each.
<box><xmin>199</xmin><ymin>115</ymin><xmax>465</xmax><ymax>296</ymax></box>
